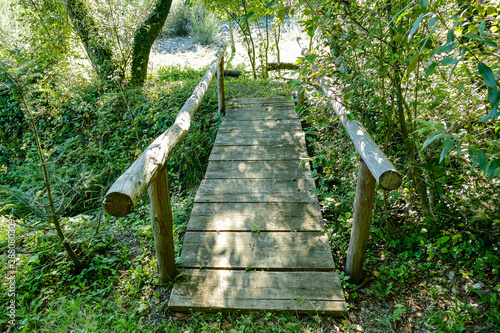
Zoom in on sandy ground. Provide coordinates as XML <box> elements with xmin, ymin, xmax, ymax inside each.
<box><xmin>149</xmin><ymin>22</ymin><xmax>307</xmax><ymax>73</ymax></box>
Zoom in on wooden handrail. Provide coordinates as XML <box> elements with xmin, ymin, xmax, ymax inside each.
<box><xmin>319</xmin><ymin>77</ymin><xmax>402</xmax><ymax>190</ymax></box>
<box><xmin>102</xmin><ymin>42</ymin><xmax>226</xmax><ymax>283</ymax></box>
<box><xmin>309</xmin><ymin>75</ymin><xmax>403</xmax><ymax>284</ymax></box>
<box><xmin>103</xmin><ymin>43</ymin><xmax>226</xmax><ymax>217</ymax></box>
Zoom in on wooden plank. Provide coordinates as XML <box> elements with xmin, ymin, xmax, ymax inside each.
<box><xmin>215</xmin><ymin>131</ymin><xmax>306</xmax><ymax>146</ymax></box>
<box><xmin>205</xmin><ymin>160</ymin><xmax>310</xmax><ymax>179</ymax></box>
<box><xmin>187</xmin><ymin>214</ymin><xmax>323</xmax><ymax>231</ymax></box>
<box><xmin>194</xmin><ymin>178</ymin><xmax>317</xmax><ymax>203</ymax></box>
<box><xmin>209</xmin><ymin>145</ymin><xmax>308</xmax><ymax>161</ymax></box>
<box><xmin>219</xmin><ymin>119</ymin><xmax>301</xmax><ymax>131</ymax></box>
<box><xmin>179</xmin><ymin>231</ymin><xmax>335</xmax><ymax>270</ymax></box>
<box><xmin>191</xmin><ymin>202</ymin><xmax>322</xmax><ymax>218</ymax></box>
<box><xmin>228</xmin><ymin>96</ymin><xmax>292</xmax><ymax>107</ymax></box>
<box><xmin>224</xmin><ymin>109</ymin><xmax>298</xmax><ymax>121</ymax></box>
<box><xmin>195</xmin><ymin>191</ymin><xmax>316</xmax><ymax>203</ymax></box>
<box><xmin>168</xmin><ymin>270</ymin><xmax>347</xmax><ymax>315</ymax></box>
<box><xmin>196</xmin><ymin>178</ymin><xmax>316</xmax><ymax>194</ymax></box>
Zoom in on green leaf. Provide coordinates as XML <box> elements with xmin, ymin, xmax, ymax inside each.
<box><xmin>420</xmin><ymin>0</ymin><xmax>428</xmax><ymax>10</ymax></box>
<box><xmin>307</xmin><ymin>26</ymin><xmax>316</xmax><ymax>38</ymax></box>
<box><xmin>478</xmin><ymin>62</ymin><xmax>497</xmax><ymax>88</ymax></box>
<box><xmin>428</xmin><ymin>15</ymin><xmax>438</xmax><ymax>28</ymax></box>
<box><xmin>277</xmin><ymin>8</ymin><xmax>287</xmax><ymax>20</ymax></box>
<box><xmin>488</xmin><ymin>87</ymin><xmax>500</xmax><ymax>106</ymax></box>
<box><xmin>436</xmin><ymin>236</ymin><xmax>450</xmax><ymax>245</ymax></box>
<box><xmin>408</xmin><ymin>13</ymin><xmax>424</xmax><ymax>42</ymax></box>
<box><xmin>422</xmin><ymin>132</ymin><xmax>448</xmax><ymax>149</ymax></box>
<box><xmin>447</xmin><ymin>29</ymin><xmax>454</xmax><ymax>44</ymax></box>
<box><xmin>480</xmin><ymin>20</ymin><xmax>486</xmax><ymax>37</ymax></box>
<box><xmin>484</xmin><ymin>39</ymin><xmax>498</xmax><ymax>48</ymax></box>
<box><xmin>407</xmin><ymin>54</ymin><xmax>419</xmax><ymax>74</ymax></box>
<box><xmin>477</xmin><ymin>150</ymin><xmax>487</xmax><ymax>170</ymax></box>
<box><xmin>425</xmin><ymin>62</ymin><xmax>438</xmax><ymax>76</ymax></box>
<box><xmin>440</xmin><ymin>137</ymin><xmax>453</xmax><ymax>163</ymax></box>
<box><xmin>440</xmin><ymin>57</ymin><xmax>458</xmax><ymax>65</ymax></box>
<box><xmin>463</xmin><ymin>33</ymin><xmax>482</xmax><ymax>42</ymax></box>
<box><xmin>458</xmin><ymin>82</ymin><xmax>465</xmax><ymax>95</ymax></box>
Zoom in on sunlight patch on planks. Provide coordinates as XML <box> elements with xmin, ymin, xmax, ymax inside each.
<box><xmin>169</xmin><ymin>270</ymin><xmax>347</xmax><ymax>315</ymax></box>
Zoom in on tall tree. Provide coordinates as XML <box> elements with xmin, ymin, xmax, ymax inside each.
<box><xmin>65</xmin><ymin>0</ymin><xmax>173</xmax><ymax>86</ymax></box>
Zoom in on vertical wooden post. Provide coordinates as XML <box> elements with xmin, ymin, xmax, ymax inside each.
<box><xmin>148</xmin><ymin>166</ymin><xmax>176</xmax><ymax>284</ymax></box>
<box><xmin>345</xmin><ymin>159</ymin><xmax>376</xmax><ymax>284</ymax></box>
<box><xmin>217</xmin><ymin>55</ymin><xmax>225</xmax><ymax>115</ymax></box>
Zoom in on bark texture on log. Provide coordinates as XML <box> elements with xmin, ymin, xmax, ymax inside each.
<box><xmin>103</xmin><ymin>43</ymin><xmax>226</xmax><ymax>217</ymax></box>
<box><xmin>345</xmin><ymin>160</ymin><xmax>376</xmax><ymax>284</ymax></box>
<box><xmin>130</xmin><ymin>0</ymin><xmax>173</xmax><ymax>86</ymax></box>
<box><xmin>148</xmin><ymin>167</ymin><xmax>176</xmax><ymax>283</ymax></box>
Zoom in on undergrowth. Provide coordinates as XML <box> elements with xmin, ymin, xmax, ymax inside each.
<box><xmin>0</xmin><ymin>65</ymin><xmax>300</xmax><ymax>332</ymax></box>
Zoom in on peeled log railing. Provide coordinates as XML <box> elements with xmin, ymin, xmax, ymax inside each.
<box><xmin>102</xmin><ymin>43</ymin><xmax>226</xmax><ymax>284</ymax></box>
<box><xmin>316</xmin><ymin>76</ymin><xmax>403</xmax><ymax>284</ymax></box>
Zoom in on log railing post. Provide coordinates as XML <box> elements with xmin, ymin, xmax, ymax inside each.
<box><xmin>148</xmin><ymin>166</ymin><xmax>176</xmax><ymax>284</ymax></box>
<box><xmin>345</xmin><ymin>159</ymin><xmax>376</xmax><ymax>284</ymax></box>
<box><xmin>217</xmin><ymin>54</ymin><xmax>225</xmax><ymax>115</ymax></box>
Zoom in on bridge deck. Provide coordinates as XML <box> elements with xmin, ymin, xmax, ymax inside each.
<box><xmin>168</xmin><ymin>97</ymin><xmax>347</xmax><ymax>314</ymax></box>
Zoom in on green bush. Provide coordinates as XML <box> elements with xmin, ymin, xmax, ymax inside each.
<box><xmin>189</xmin><ymin>4</ymin><xmax>219</xmax><ymax>45</ymax></box>
<box><xmin>162</xmin><ymin>0</ymin><xmax>190</xmax><ymax>37</ymax></box>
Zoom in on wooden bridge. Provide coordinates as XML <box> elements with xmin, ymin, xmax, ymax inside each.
<box><xmin>168</xmin><ymin>96</ymin><xmax>345</xmax><ymax>313</ymax></box>
<box><xmin>102</xmin><ymin>44</ymin><xmax>401</xmax><ymax>315</ymax></box>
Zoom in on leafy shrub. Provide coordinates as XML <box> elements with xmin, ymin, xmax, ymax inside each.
<box><xmin>162</xmin><ymin>0</ymin><xmax>190</xmax><ymax>37</ymax></box>
<box><xmin>189</xmin><ymin>4</ymin><xmax>219</xmax><ymax>45</ymax></box>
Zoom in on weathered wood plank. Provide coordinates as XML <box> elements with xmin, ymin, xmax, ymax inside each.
<box><xmin>209</xmin><ymin>145</ymin><xmax>308</xmax><ymax>161</ymax></box>
<box><xmin>205</xmin><ymin>160</ymin><xmax>310</xmax><ymax>179</ymax></box>
<box><xmin>168</xmin><ymin>270</ymin><xmax>347</xmax><ymax>315</ymax></box>
<box><xmin>224</xmin><ymin>109</ymin><xmax>298</xmax><ymax>121</ymax></box>
<box><xmin>168</xmin><ymin>97</ymin><xmax>346</xmax><ymax>314</ymax></box>
<box><xmin>191</xmin><ymin>202</ymin><xmax>322</xmax><ymax>218</ymax></box>
<box><xmin>219</xmin><ymin>119</ymin><xmax>301</xmax><ymax>131</ymax></box>
<box><xmin>187</xmin><ymin>215</ymin><xmax>323</xmax><ymax>231</ymax></box>
<box><xmin>228</xmin><ymin>96</ymin><xmax>291</xmax><ymax>107</ymax></box>
<box><xmin>179</xmin><ymin>232</ymin><xmax>335</xmax><ymax>270</ymax></box>
<box><xmin>215</xmin><ymin>131</ymin><xmax>306</xmax><ymax>146</ymax></box>
<box><xmin>196</xmin><ymin>178</ymin><xmax>316</xmax><ymax>194</ymax></box>
<box><xmin>195</xmin><ymin>192</ymin><xmax>316</xmax><ymax>203</ymax></box>
<box><xmin>194</xmin><ymin>178</ymin><xmax>317</xmax><ymax>203</ymax></box>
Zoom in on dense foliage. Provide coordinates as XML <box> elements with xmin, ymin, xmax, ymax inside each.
<box><xmin>0</xmin><ymin>0</ymin><xmax>499</xmax><ymax>331</ymax></box>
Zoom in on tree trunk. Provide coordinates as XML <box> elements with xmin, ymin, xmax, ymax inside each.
<box><xmin>227</xmin><ymin>14</ymin><xmax>236</xmax><ymax>54</ymax></box>
<box><xmin>65</xmin><ymin>0</ymin><xmax>119</xmax><ymax>84</ymax></box>
<box><xmin>130</xmin><ymin>0</ymin><xmax>173</xmax><ymax>86</ymax></box>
